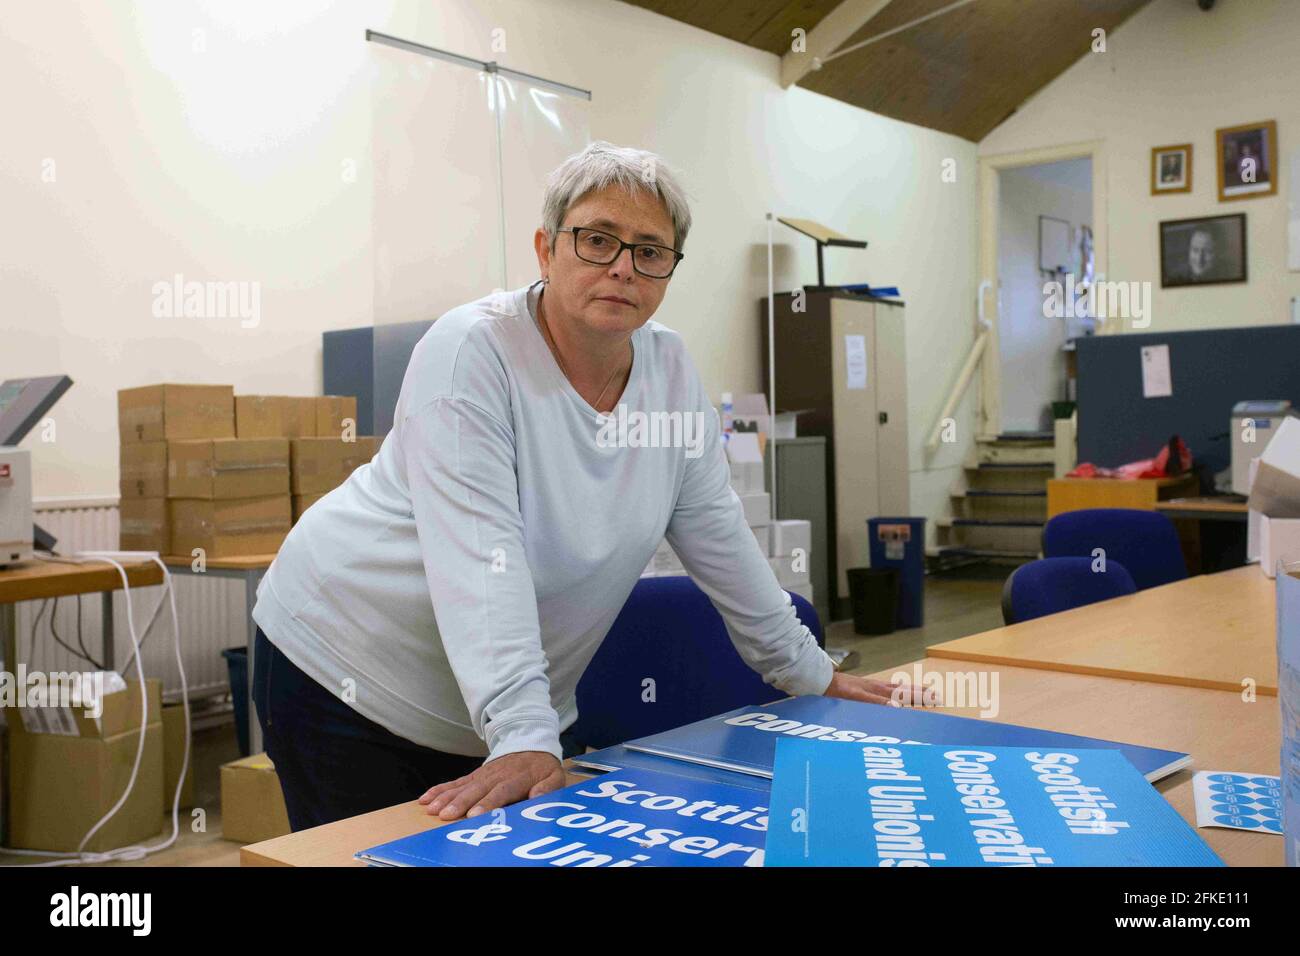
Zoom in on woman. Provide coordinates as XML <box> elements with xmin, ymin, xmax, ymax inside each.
<box><xmin>251</xmin><ymin>141</ymin><xmax>919</xmax><ymax>831</ymax></box>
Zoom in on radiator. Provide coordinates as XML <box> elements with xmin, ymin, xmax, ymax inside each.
<box><xmin>21</xmin><ymin>497</ymin><xmax>241</xmax><ymax>701</ymax></box>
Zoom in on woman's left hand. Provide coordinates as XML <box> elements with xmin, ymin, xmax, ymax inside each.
<box><xmin>824</xmin><ymin>671</ymin><xmax>937</xmax><ymax>707</ymax></box>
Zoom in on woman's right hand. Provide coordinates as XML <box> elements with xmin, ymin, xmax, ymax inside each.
<box><xmin>417</xmin><ymin>750</ymin><xmax>566</xmax><ymax>821</ymax></box>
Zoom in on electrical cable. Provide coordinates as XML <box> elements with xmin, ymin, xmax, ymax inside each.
<box><xmin>0</xmin><ymin>554</ymin><xmax>192</xmax><ymax>866</ymax></box>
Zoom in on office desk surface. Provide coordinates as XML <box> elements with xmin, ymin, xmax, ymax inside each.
<box><xmin>241</xmin><ymin>769</ymin><xmax>594</xmax><ymax>867</ymax></box>
<box><xmin>240</xmin><ymin>657</ymin><xmax>1282</xmax><ymax>867</ymax></box>
<box><xmin>875</xmin><ymin>658</ymin><xmax>1281</xmax><ymax>867</ymax></box>
<box><xmin>1156</xmin><ymin>497</ymin><xmax>1249</xmax><ymax>521</ymax></box>
<box><xmin>161</xmin><ymin>553</ymin><xmax>277</xmax><ymax>571</ymax></box>
<box><xmin>929</xmin><ymin>566</ymin><xmax>1277</xmax><ymax>695</ymax></box>
<box><xmin>0</xmin><ymin>557</ymin><xmax>162</xmax><ymax>604</ymax></box>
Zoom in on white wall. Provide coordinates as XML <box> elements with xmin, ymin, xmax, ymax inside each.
<box><xmin>981</xmin><ymin>0</ymin><xmax>1300</xmax><ymax>334</ymax></box>
<box><xmin>4</xmin><ymin>0</ymin><xmax>978</xmax><ymax>546</ymax></box>
<box><xmin>998</xmin><ymin>159</ymin><xmax>1092</xmax><ymax>432</ymax></box>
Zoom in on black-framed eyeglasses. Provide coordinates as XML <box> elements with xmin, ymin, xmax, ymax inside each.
<box><xmin>556</xmin><ymin>226</ymin><xmax>684</xmax><ymax>278</ymax></box>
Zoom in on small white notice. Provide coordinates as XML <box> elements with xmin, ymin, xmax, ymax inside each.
<box><xmin>1140</xmin><ymin>344</ymin><xmax>1172</xmax><ymax>398</ymax></box>
<box><xmin>845</xmin><ymin>334</ymin><xmax>867</xmax><ymax>390</ymax></box>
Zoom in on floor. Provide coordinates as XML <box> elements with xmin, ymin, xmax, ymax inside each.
<box><xmin>1</xmin><ymin>571</ymin><xmax>1008</xmax><ymax>868</ymax></box>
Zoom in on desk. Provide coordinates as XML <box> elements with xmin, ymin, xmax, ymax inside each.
<box><xmin>241</xmin><ymin>769</ymin><xmax>593</xmax><ymax>867</ymax></box>
<box><xmin>240</xmin><ymin>657</ymin><xmax>1281</xmax><ymax>867</ymax></box>
<box><xmin>162</xmin><ymin>554</ymin><xmax>276</xmax><ymax>754</ymax></box>
<box><xmin>1047</xmin><ymin>474</ymin><xmax>1198</xmax><ymax>519</ymax></box>
<box><xmin>0</xmin><ymin>557</ymin><xmax>164</xmax><ymax>846</ymax></box>
<box><xmin>1157</xmin><ymin>497</ymin><xmax>1249</xmax><ymax>575</ymax></box>
<box><xmin>929</xmin><ymin>566</ymin><xmax>1275</xmax><ymax>694</ymax></box>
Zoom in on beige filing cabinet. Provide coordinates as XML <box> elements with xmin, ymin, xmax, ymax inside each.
<box><xmin>761</xmin><ymin>291</ymin><xmax>908</xmax><ymax>619</ymax></box>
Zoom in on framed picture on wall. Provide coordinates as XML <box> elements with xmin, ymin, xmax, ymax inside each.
<box><xmin>1151</xmin><ymin>144</ymin><xmax>1192</xmax><ymax>194</ymax></box>
<box><xmin>1159</xmin><ymin>213</ymin><xmax>1246</xmax><ymax>288</ymax></box>
<box><xmin>1217</xmin><ymin>120</ymin><xmax>1278</xmax><ymax>201</ymax></box>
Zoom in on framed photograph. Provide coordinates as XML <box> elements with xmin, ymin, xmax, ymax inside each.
<box><xmin>1159</xmin><ymin>213</ymin><xmax>1246</xmax><ymax>288</ymax></box>
<box><xmin>1217</xmin><ymin>120</ymin><xmax>1277</xmax><ymax>201</ymax></box>
<box><xmin>1152</xmin><ymin>144</ymin><xmax>1192</xmax><ymax>194</ymax></box>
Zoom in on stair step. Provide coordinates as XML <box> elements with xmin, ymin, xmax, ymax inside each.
<box><xmin>942</xmin><ymin>517</ymin><xmax>1045</xmax><ymax>528</ymax></box>
<box><xmin>956</xmin><ymin>494</ymin><xmax>1045</xmax><ymax>502</ymax></box>
<box><xmin>978</xmin><ymin>432</ymin><xmax>1054</xmax><ymax>444</ymax></box>
<box><xmin>968</xmin><ymin>461</ymin><xmax>1054</xmax><ymax>471</ymax></box>
<box><xmin>927</xmin><ymin>546</ymin><xmax>1040</xmax><ymax>560</ymax></box>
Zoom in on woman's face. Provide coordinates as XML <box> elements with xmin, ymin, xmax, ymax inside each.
<box><xmin>534</xmin><ymin>184</ymin><xmax>676</xmax><ymax>336</ymax></box>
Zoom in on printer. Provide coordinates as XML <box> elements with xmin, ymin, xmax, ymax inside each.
<box><xmin>0</xmin><ymin>376</ymin><xmax>73</xmax><ymax>566</ymax></box>
<box><xmin>1231</xmin><ymin>400</ymin><xmax>1297</xmax><ymax>496</ymax></box>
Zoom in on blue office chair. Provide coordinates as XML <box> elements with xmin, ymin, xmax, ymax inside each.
<box><xmin>567</xmin><ymin>576</ymin><xmax>825</xmax><ymax>751</ymax></box>
<box><xmin>1042</xmin><ymin>508</ymin><xmax>1187</xmax><ymax>590</ymax></box>
<box><xmin>1001</xmin><ymin>556</ymin><xmax>1137</xmax><ymax>625</ymax></box>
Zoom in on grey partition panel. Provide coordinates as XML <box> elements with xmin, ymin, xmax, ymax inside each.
<box><xmin>322</xmin><ymin>327</ymin><xmax>375</xmax><ymax>435</ymax></box>
<box><xmin>765</xmin><ymin>437</ymin><xmax>830</xmax><ymax>627</ymax></box>
<box><xmin>1075</xmin><ymin>325</ymin><xmax>1300</xmax><ymax>475</ymax></box>
<box><xmin>323</xmin><ymin>318</ymin><xmax>434</xmax><ymax>438</ymax></box>
<box><xmin>372</xmin><ymin>320</ymin><xmax>435</xmax><ymax>436</ymax></box>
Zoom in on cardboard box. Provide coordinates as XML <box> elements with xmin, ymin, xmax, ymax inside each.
<box><xmin>281</xmin><ymin>397</ymin><xmax>318</xmax><ymax>438</ymax></box>
<box><xmin>118</xmin><ymin>384</ymin><xmax>234</xmax><ymax>444</ymax></box>
<box><xmin>169</xmin><ymin>495</ymin><xmax>291</xmax><ymax>558</ymax></box>
<box><xmin>234</xmin><ymin>396</ymin><xmax>287</xmax><ymax>439</ymax></box>
<box><xmin>7</xmin><ymin>679</ymin><xmax>164</xmax><ymax>853</ymax></box>
<box><xmin>167</xmin><ymin>438</ymin><xmax>290</xmax><ymax>499</ymax></box>
<box><xmin>119</xmin><ymin>441</ymin><xmax>168</xmax><ymax>498</ymax></box>
<box><xmin>292</xmin><ymin>492</ymin><xmax>326</xmax><ymax>523</ymax></box>
<box><xmin>1248</xmin><ymin>416</ymin><xmax>1300</xmax><ymax>519</ymax></box>
<box><xmin>221</xmin><ymin>753</ymin><xmax>291</xmax><ymax>844</ymax></box>
<box><xmin>290</xmin><ymin>436</ymin><xmax>379</xmax><ymax>495</ymax></box>
<box><xmin>768</xmin><ymin>554</ymin><xmax>810</xmax><ymax>588</ymax></box>
<box><xmin>119</xmin><ymin>497</ymin><xmax>167</xmax><ymax>553</ymax></box>
<box><xmin>161</xmin><ymin>703</ymin><xmax>195</xmax><ymax>809</ymax></box>
<box><xmin>1260</xmin><ymin>516</ymin><xmax>1300</xmax><ymax>578</ymax></box>
<box><xmin>315</xmin><ymin>395</ymin><xmax>358</xmax><ymax>439</ymax></box>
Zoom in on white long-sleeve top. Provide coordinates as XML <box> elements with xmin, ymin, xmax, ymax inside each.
<box><xmin>252</xmin><ymin>280</ymin><xmax>833</xmax><ymax>763</ymax></box>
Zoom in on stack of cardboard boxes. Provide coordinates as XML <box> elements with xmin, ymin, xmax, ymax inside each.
<box><xmin>118</xmin><ymin>386</ymin><xmax>378</xmax><ymax>556</ymax></box>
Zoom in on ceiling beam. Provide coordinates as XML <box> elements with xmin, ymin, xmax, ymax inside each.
<box><xmin>779</xmin><ymin>0</ymin><xmax>894</xmax><ymax>88</ymax></box>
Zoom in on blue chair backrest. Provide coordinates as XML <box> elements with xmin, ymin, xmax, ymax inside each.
<box><xmin>1042</xmin><ymin>508</ymin><xmax>1187</xmax><ymax>590</ymax></box>
<box><xmin>569</xmin><ymin>576</ymin><xmax>825</xmax><ymax>751</ymax></box>
<box><xmin>1002</xmin><ymin>556</ymin><xmax>1137</xmax><ymax>625</ymax></box>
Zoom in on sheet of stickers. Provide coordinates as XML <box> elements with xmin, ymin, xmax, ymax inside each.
<box><xmin>1192</xmin><ymin>771</ymin><xmax>1283</xmax><ymax>834</ymax></box>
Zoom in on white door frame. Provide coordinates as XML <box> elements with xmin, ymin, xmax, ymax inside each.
<box><xmin>977</xmin><ymin>140</ymin><xmax>1107</xmax><ymax>437</ymax></box>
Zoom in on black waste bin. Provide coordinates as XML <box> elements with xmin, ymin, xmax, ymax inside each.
<box><xmin>847</xmin><ymin>567</ymin><xmax>899</xmax><ymax>636</ymax></box>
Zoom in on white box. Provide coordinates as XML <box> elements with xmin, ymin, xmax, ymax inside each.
<box><xmin>1260</xmin><ymin>515</ymin><xmax>1300</xmax><ymax>578</ymax></box>
<box><xmin>1248</xmin><ymin>417</ymin><xmax>1300</xmax><ymax>518</ymax></box>
<box><xmin>740</xmin><ymin>492</ymin><xmax>771</xmax><ymax>527</ymax></box>
<box><xmin>771</xmin><ymin>519</ymin><xmax>811</xmax><ymax>557</ymax></box>
<box><xmin>768</xmin><ymin>554</ymin><xmax>809</xmax><ymax>588</ymax></box>
<box><xmin>729</xmin><ymin>460</ymin><xmax>765</xmax><ymax>495</ymax></box>
<box><xmin>750</xmin><ymin>523</ymin><xmax>772</xmax><ymax>555</ymax></box>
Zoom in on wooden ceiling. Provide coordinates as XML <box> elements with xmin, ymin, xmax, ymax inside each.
<box><xmin>623</xmin><ymin>0</ymin><xmax>1154</xmax><ymax>141</ymax></box>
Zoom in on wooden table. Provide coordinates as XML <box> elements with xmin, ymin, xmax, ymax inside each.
<box><xmin>1157</xmin><ymin>497</ymin><xmax>1250</xmax><ymax>575</ymax></box>
<box><xmin>241</xmin><ymin>769</ymin><xmax>594</xmax><ymax>867</ymax></box>
<box><xmin>1156</xmin><ymin>497</ymin><xmax>1249</xmax><ymax>521</ymax></box>
<box><xmin>929</xmin><ymin>565</ymin><xmax>1277</xmax><ymax>694</ymax></box>
<box><xmin>1047</xmin><ymin>474</ymin><xmax>1198</xmax><ymax>519</ymax></box>
<box><xmin>163</xmin><ymin>553</ymin><xmax>277</xmax><ymax>753</ymax></box>
<box><xmin>0</xmin><ymin>556</ymin><xmax>164</xmax><ymax>846</ymax></box>
<box><xmin>241</xmin><ymin>654</ymin><xmax>1282</xmax><ymax>867</ymax></box>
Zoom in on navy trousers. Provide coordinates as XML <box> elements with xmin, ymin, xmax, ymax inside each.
<box><xmin>251</xmin><ymin>627</ymin><xmax>487</xmax><ymax>832</ymax></box>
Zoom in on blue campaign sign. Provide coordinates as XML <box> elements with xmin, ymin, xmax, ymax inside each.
<box><xmin>765</xmin><ymin>739</ymin><xmax>1223</xmax><ymax>867</ymax></box>
<box><xmin>617</xmin><ymin>696</ymin><xmax>1190</xmax><ymax>782</ymax></box>
<box><xmin>356</xmin><ymin>767</ymin><xmax>772</xmax><ymax>868</ymax></box>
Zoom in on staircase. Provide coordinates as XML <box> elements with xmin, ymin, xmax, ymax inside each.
<box><xmin>929</xmin><ymin>432</ymin><xmax>1056</xmax><ymax>571</ymax></box>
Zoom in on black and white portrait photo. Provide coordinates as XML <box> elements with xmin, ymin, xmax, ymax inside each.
<box><xmin>1159</xmin><ymin>213</ymin><xmax>1247</xmax><ymax>287</ymax></box>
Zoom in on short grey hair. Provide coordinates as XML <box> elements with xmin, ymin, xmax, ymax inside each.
<box><xmin>541</xmin><ymin>141</ymin><xmax>692</xmax><ymax>252</ymax></box>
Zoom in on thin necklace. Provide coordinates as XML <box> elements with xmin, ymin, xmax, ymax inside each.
<box><xmin>537</xmin><ymin>290</ymin><xmax>630</xmax><ymax>412</ymax></box>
